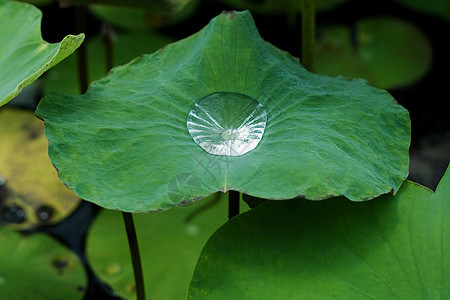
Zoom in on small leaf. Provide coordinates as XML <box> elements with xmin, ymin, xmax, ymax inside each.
<box><xmin>86</xmin><ymin>194</ymin><xmax>228</xmax><ymax>300</ymax></box>
<box><xmin>0</xmin><ymin>0</ymin><xmax>84</xmax><ymax>106</ymax></box>
<box><xmin>316</xmin><ymin>17</ymin><xmax>433</xmax><ymax>89</ymax></box>
<box><xmin>36</xmin><ymin>10</ymin><xmax>410</xmax><ymax>212</ymax></box>
<box><xmin>0</xmin><ymin>227</ymin><xmax>86</xmax><ymax>299</ymax></box>
<box><xmin>188</xmin><ymin>165</ymin><xmax>450</xmax><ymax>299</ymax></box>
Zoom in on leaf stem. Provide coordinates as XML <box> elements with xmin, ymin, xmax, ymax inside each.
<box><xmin>75</xmin><ymin>6</ymin><xmax>89</xmax><ymax>93</ymax></box>
<box><xmin>228</xmin><ymin>191</ymin><xmax>240</xmax><ymax>219</ymax></box>
<box><xmin>101</xmin><ymin>22</ymin><xmax>115</xmax><ymax>73</ymax></box>
<box><xmin>301</xmin><ymin>0</ymin><xmax>316</xmax><ymax>72</ymax></box>
<box><xmin>122</xmin><ymin>212</ymin><xmax>146</xmax><ymax>300</ymax></box>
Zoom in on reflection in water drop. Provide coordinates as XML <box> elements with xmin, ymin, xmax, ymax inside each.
<box><xmin>187</xmin><ymin>92</ymin><xmax>267</xmax><ymax>156</ymax></box>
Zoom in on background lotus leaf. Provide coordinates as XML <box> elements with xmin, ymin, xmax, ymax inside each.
<box><xmin>42</xmin><ymin>31</ymin><xmax>173</xmax><ymax>95</ymax></box>
<box><xmin>0</xmin><ymin>108</ymin><xmax>80</xmax><ymax>230</ymax></box>
<box><xmin>189</xmin><ymin>165</ymin><xmax>450</xmax><ymax>299</ymax></box>
<box><xmin>36</xmin><ymin>10</ymin><xmax>410</xmax><ymax>212</ymax></box>
<box><xmin>89</xmin><ymin>0</ymin><xmax>199</xmax><ymax>29</ymax></box>
<box><xmin>86</xmin><ymin>194</ymin><xmax>234</xmax><ymax>299</ymax></box>
<box><xmin>0</xmin><ymin>0</ymin><xmax>84</xmax><ymax>106</ymax></box>
<box><xmin>0</xmin><ymin>227</ymin><xmax>86</xmax><ymax>299</ymax></box>
<box><xmin>315</xmin><ymin>17</ymin><xmax>433</xmax><ymax>89</ymax></box>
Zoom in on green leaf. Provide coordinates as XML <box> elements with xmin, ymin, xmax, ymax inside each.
<box><xmin>0</xmin><ymin>0</ymin><xmax>84</xmax><ymax>106</ymax></box>
<box><xmin>0</xmin><ymin>108</ymin><xmax>80</xmax><ymax>230</ymax></box>
<box><xmin>36</xmin><ymin>10</ymin><xmax>410</xmax><ymax>212</ymax></box>
<box><xmin>188</xmin><ymin>166</ymin><xmax>450</xmax><ymax>299</ymax></box>
<box><xmin>0</xmin><ymin>227</ymin><xmax>86</xmax><ymax>299</ymax></box>
<box><xmin>86</xmin><ymin>194</ymin><xmax>228</xmax><ymax>300</ymax></box>
<box><xmin>316</xmin><ymin>17</ymin><xmax>433</xmax><ymax>89</ymax></box>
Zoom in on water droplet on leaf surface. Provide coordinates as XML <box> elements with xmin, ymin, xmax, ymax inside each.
<box><xmin>187</xmin><ymin>92</ymin><xmax>267</xmax><ymax>156</ymax></box>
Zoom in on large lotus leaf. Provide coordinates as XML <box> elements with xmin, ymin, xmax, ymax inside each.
<box><xmin>35</xmin><ymin>10</ymin><xmax>410</xmax><ymax>212</ymax></box>
<box><xmin>0</xmin><ymin>108</ymin><xmax>80</xmax><ymax>230</ymax></box>
<box><xmin>42</xmin><ymin>31</ymin><xmax>173</xmax><ymax>95</ymax></box>
<box><xmin>86</xmin><ymin>194</ymin><xmax>232</xmax><ymax>300</ymax></box>
<box><xmin>0</xmin><ymin>227</ymin><xmax>86</xmax><ymax>299</ymax></box>
<box><xmin>0</xmin><ymin>0</ymin><xmax>84</xmax><ymax>107</ymax></box>
<box><xmin>189</xmin><ymin>166</ymin><xmax>450</xmax><ymax>299</ymax></box>
<box><xmin>316</xmin><ymin>17</ymin><xmax>433</xmax><ymax>89</ymax></box>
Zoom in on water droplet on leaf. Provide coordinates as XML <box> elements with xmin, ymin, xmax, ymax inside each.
<box><xmin>187</xmin><ymin>92</ymin><xmax>267</xmax><ymax>156</ymax></box>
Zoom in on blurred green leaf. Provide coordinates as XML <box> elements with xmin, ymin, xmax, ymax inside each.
<box><xmin>0</xmin><ymin>0</ymin><xmax>84</xmax><ymax>106</ymax></box>
<box><xmin>89</xmin><ymin>0</ymin><xmax>198</xmax><ymax>29</ymax></box>
<box><xmin>189</xmin><ymin>166</ymin><xmax>450</xmax><ymax>299</ymax></box>
<box><xmin>0</xmin><ymin>227</ymin><xmax>86</xmax><ymax>299</ymax></box>
<box><xmin>86</xmin><ymin>194</ymin><xmax>228</xmax><ymax>300</ymax></box>
<box><xmin>316</xmin><ymin>17</ymin><xmax>433</xmax><ymax>89</ymax></box>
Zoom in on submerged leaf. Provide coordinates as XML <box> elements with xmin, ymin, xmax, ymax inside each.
<box><xmin>36</xmin><ymin>10</ymin><xmax>410</xmax><ymax>212</ymax></box>
<box><xmin>0</xmin><ymin>0</ymin><xmax>84</xmax><ymax>106</ymax></box>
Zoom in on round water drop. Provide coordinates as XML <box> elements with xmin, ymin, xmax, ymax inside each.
<box><xmin>187</xmin><ymin>92</ymin><xmax>267</xmax><ymax>156</ymax></box>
